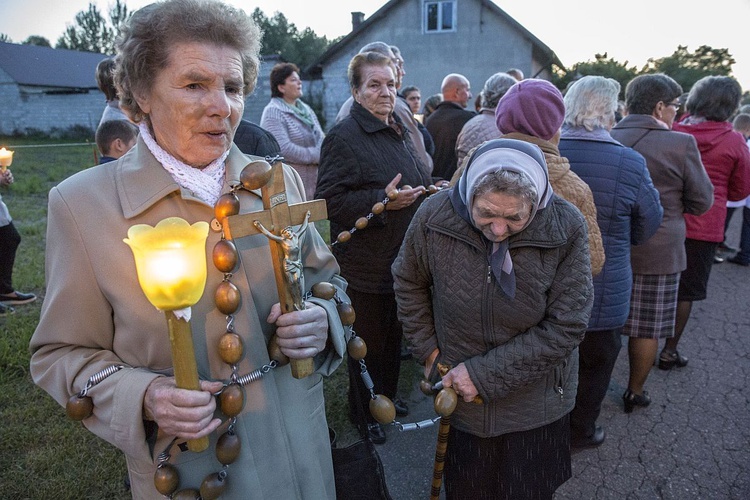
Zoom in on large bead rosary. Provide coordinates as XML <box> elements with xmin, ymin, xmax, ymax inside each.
<box><xmin>63</xmin><ymin>160</ymin><xmax>404</xmax><ymax>498</ymax></box>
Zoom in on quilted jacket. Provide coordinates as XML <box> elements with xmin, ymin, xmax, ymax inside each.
<box><xmin>455</xmin><ymin>109</ymin><xmax>501</xmax><ymax>169</ymax></box>
<box><xmin>559</xmin><ymin>127</ymin><xmax>663</xmax><ymax>330</ymax></box>
<box><xmin>316</xmin><ymin>100</ymin><xmax>429</xmax><ymax>294</ymax></box>
<box><xmin>392</xmin><ymin>191</ymin><xmax>593</xmax><ymax>437</ymax></box>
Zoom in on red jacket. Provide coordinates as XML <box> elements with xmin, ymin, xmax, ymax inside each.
<box><xmin>673</xmin><ymin>120</ymin><xmax>750</xmax><ymax>242</ymax></box>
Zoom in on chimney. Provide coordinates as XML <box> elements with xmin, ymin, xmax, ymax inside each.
<box><xmin>351</xmin><ymin>12</ymin><xmax>365</xmax><ymax>31</ymax></box>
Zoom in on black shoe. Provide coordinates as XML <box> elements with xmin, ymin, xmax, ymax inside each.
<box><xmin>571</xmin><ymin>426</ymin><xmax>605</xmax><ymax>449</ymax></box>
<box><xmin>367</xmin><ymin>423</ymin><xmax>386</xmax><ymax>444</ymax></box>
<box><xmin>0</xmin><ymin>303</ymin><xmax>15</xmax><ymax>316</ymax></box>
<box><xmin>658</xmin><ymin>349</ymin><xmax>688</xmax><ymax>370</ymax></box>
<box><xmin>0</xmin><ymin>291</ymin><xmax>36</xmax><ymax>305</ymax></box>
<box><xmin>713</xmin><ymin>254</ymin><xmax>725</xmax><ymax>264</ymax></box>
<box><xmin>719</xmin><ymin>242</ymin><xmax>739</xmax><ymax>253</ymax></box>
<box><xmin>623</xmin><ymin>389</ymin><xmax>651</xmax><ymax>413</ymax></box>
<box><xmin>393</xmin><ymin>397</ymin><xmax>409</xmax><ymax>417</ymax></box>
<box><xmin>728</xmin><ymin>255</ymin><xmax>750</xmax><ymax>266</ymax></box>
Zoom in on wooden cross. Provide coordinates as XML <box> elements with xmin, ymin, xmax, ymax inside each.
<box><xmin>223</xmin><ymin>158</ymin><xmax>328</xmax><ymax>379</ymax></box>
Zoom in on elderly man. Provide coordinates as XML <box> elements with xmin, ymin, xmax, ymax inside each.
<box><xmin>335</xmin><ymin>42</ymin><xmax>433</xmax><ymax>180</ymax></box>
<box><xmin>426</xmin><ymin>73</ymin><xmax>475</xmax><ymax>181</ymax></box>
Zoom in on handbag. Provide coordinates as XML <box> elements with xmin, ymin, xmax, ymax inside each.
<box><xmin>331</xmin><ymin>433</ymin><xmax>392</xmax><ymax>500</ymax></box>
<box><xmin>330</xmin><ymin>352</ymin><xmax>392</xmax><ymax>500</ymax></box>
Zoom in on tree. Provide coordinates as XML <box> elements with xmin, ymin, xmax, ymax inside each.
<box><xmin>0</xmin><ymin>34</ymin><xmax>11</xmax><ymax>43</ymax></box>
<box><xmin>251</xmin><ymin>8</ymin><xmax>332</xmax><ymax>71</ymax></box>
<box><xmin>23</xmin><ymin>36</ymin><xmax>51</xmax><ymax>47</ymax></box>
<box><xmin>552</xmin><ymin>53</ymin><xmax>638</xmax><ymax>99</ymax></box>
<box><xmin>642</xmin><ymin>45</ymin><xmax>735</xmax><ymax>91</ymax></box>
<box><xmin>55</xmin><ymin>0</ymin><xmax>130</xmax><ymax>54</ymax></box>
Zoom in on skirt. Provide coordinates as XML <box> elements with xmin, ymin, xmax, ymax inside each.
<box><xmin>623</xmin><ymin>273</ymin><xmax>680</xmax><ymax>339</ymax></box>
<box><xmin>444</xmin><ymin>413</ymin><xmax>571</xmax><ymax>500</ymax></box>
<box><xmin>678</xmin><ymin>238</ymin><xmax>718</xmax><ymax>302</ymax></box>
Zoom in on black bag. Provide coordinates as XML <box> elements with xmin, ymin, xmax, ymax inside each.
<box><xmin>331</xmin><ymin>436</ymin><xmax>392</xmax><ymax>500</ymax></box>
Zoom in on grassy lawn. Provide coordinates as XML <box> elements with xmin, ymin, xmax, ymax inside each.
<box><xmin>0</xmin><ymin>136</ymin><xmax>419</xmax><ymax>498</ymax></box>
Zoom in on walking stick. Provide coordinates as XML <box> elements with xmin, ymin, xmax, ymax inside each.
<box><xmin>429</xmin><ymin>364</ymin><xmax>457</xmax><ymax>500</ymax></box>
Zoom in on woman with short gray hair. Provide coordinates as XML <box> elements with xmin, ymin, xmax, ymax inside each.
<box><xmin>560</xmin><ymin>75</ymin><xmax>663</xmax><ymax>448</ymax></box>
<box><xmin>455</xmin><ymin>72</ymin><xmax>517</xmax><ymax>168</ymax></box>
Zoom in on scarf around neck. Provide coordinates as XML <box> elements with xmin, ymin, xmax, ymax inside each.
<box><xmin>278</xmin><ymin>97</ymin><xmax>316</xmax><ymax>129</ymax></box>
<box><xmin>139</xmin><ymin>122</ymin><xmax>229</xmax><ymax>206</ymax></box>
<box><xmin>450</xmin><ymin>138</ymin><xmax>553</xmax><ymax>298</ymax></box>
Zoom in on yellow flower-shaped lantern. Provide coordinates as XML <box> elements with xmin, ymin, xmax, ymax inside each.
<box><xmin>0</xmin><ymin>147</ymin><xmax>13</xmax><ymax>171</ymax></box>
<box><xmin>124</xmin><ymin>217</ymin><xmax>209</xmax><ymax>310</ymax></box>
<box><xmin>124</xmin><ymin>217</ymin><xmax>211</xmax><ymax>452</ymax></box>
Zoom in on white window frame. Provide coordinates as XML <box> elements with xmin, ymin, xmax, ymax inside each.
<box><xmin>423</xmin><ymin>0</ymin><xmax>457</xmax><ymax>34</ymax></box>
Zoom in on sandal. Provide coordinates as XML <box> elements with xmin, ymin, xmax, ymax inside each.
<box><xmin>658</xmin><ymin>349</ymin><xmax>688</xmax><ymax>370</ymax></box>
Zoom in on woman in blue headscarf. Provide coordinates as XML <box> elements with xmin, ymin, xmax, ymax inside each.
<box><xmin>393</xmin><ymin>138</ymin><xmax>594</xmax><ymax>499</ymax></box>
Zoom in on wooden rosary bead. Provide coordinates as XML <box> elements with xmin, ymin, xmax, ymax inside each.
<box><xmin>219</xmin><ymin>384</ymin><xmax>245</xmax><ymax>417</ymax></box>
<box><xmin>419</xmin><ymin>379</ymin><xmax>434</xmax><ymax>396</ymax></box>
<box><xmin>200</xmin><ymin>472</ymin><xmax>228</xmax><ymax>500</ymax></box>
<box><xmin>212</xmin><ymin>239</ymin><xmax>238</xmax><ymax>273</ymax></box>
<box><xmin>311</xmin><ymin>281</ymin><xmax>336</xmax><ymax>300</ymax></box>
<box><xmin>402</xmin><ymin>185</ymin><xmax>412</xmax><ymax>190</ymax></box>
<box><xmin>267</xmin><ymin>334</ymin><xmax>290</xmax><ymax>366</ymax></box>
<box><xmin>172</xmin><ymin>489</ymin><xmax>201</xmax><ymax>499</ymax></box>
<box><xmin>66</xmin><ymin>394</ymin><xmax>93</xmax><ymax>421</ymax></box>
<box><xmin>336</xmin><ymin>230</ymin><xmax>352</xmax><ymax>243</ymax></box>
<box><xmin>215</xmin><ymin>281</ymin><xmax>240</xmax><ymax>315</ymax></box>
<box><xmin>428</xmin><ymin>184</ymin><xmax>439</xmax><ymax>194</ymax></box>
<box><xmin>347</xmin><ymin>336</ymin><xmax>367</xmax><ymax>360</ymax></box>
<box><xmin>387</xmin><ymin>189</ymin><xmax>399</xmax><ymax>200</ymax></box>
<box><xmin>372</xmin><ymin>202</ymin><xmax>385</xmax><ymax>215</ymax></box>
<box><xmin>218</xmin><ymin>333</ymin><xmax>243</xmax><ymax>365</ymax></box>
<box><xmin>369</xmin><ymin>394</ymin><xmax>396</xmax><ymax>424</ymax></box>
<box><xmin>214</xmin><ymin>193</ymin><xmax>240</xmax><ymax>222</ymax></box>
<box><xmin>154</xmin><ymin>463</ymin><xmax>179</xmax><ymax>496</ymax></box>
<box><xmin>216</xmin><ymin>430</ymin><xmax>241</xmax><ymax>465</ymax></box>
<box><xmin>240</xmin><ymin>160</ymin><xmax>272</xmax><ymax>191</ymax></box>
<box><xmin>354</xmin><ymin>217</ymin><xmax>369</xmax><ymax>230</ymax></box>
<box><xmin>434</xmin><ymin>388</ymin><xmax>458</xmax><ymax>417</ymax></box>
<box><xmin>337</xmin><ymin>302</ymin><xmax>356</xmax><ymax>326</ymax></box>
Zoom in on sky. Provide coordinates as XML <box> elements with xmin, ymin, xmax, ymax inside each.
<box><xmin>2</xmin><ymin>0</ymin><xmax>749</xmax><ymax>90</ymax></box>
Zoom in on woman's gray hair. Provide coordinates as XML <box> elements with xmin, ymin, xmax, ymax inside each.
<box><xmin>348</xmin><ymin>51</ymin><xmax>395</xmax><ymax>90</ymax></box>
<box><xmin>481</xmin><ymin>72</ymin><xmax>518</xmax><ymax>109</ymax></box>
<box><xmin>114</xmin><ymin>0</ymin><xmax>261</xmax><ymax>123</ymax></box>
<box><xmin>563</xmin><ymin>75</ymin><xmax>621</xmax><ymax>131</ymax></box>
<box><xmin>472</xmin><ymin>169</ymin><xmax>538</xmax><ymax>208</ymax></box>
<box><xmin>685</xmin><ymin>76</ymin><xmax>743</xmax><ymax>122</ymax></box>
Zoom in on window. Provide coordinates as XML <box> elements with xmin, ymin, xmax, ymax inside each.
<box><xmin>424</xmin><ymin>1</ymin><xmax>456</xmax><ymax>33</ymax></box>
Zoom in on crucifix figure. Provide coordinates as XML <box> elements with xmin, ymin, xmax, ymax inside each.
<box><xmin>254</xmin><ymin>211</ymin><xmax>310</xmax><ymax>311</ymax></box>
<box><xmin>223</xmin><ymin>158</ymin><xmax>327</xmax><ymax>379</ymax></box>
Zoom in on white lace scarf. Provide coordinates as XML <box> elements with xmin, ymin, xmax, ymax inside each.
<box><xmin>138</xmin><ymin>122</ymin><xmax>228</xmax><ymax>206</ymax></box>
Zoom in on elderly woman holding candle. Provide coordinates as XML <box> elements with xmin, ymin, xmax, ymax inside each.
<box><xmin>392</xmin><ymin>139</ymin><xmax>593</xmax><ymax>498</ymax></box>
<box><xmin>29</xmin><ymin>1</ymin><xmax>349</xmax><ymax>498</ymax></box>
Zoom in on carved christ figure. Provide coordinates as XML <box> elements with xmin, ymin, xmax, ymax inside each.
<box><xmin>254</xmin><ymin>211</ymin><xmax>311</xmax><ymax>310</ymax></box>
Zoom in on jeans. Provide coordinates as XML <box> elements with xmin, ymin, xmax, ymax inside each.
<box><xmin>734</xmin><ymin>207</ymin><xmax>750</xmax><ymax>264</ymax></box>
<box><xmin>0</xmin><ymin>222</ymin><xmax>21</xmax><ymax>294</ymax></box>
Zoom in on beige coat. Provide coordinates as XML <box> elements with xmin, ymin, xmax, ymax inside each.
<box><xmin>30</xmin><ymin>138</ymin><xmax>349</xmax><ymax>499</ymax></box>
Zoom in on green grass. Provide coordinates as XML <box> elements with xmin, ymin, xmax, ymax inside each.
<box><xmin>0</xmin><ymin>136</ymin><xmax>420</xmax><ymax>498</ymax></box>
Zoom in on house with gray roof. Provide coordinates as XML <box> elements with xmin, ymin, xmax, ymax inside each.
<box><xmin>0</xmin><ymin>42</ymin><xmax>110</xmax><ymax>135</ymax></box>
<box><xmin>305</xmin><ymin>0</ymin><xmax>563</xmax><ymax>129</ymax></box>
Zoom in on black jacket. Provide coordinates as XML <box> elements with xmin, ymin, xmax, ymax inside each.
<box><xmin>425</xmin><ymin>101</ymin><xmax>475</xmax><ymax>180</ymax></box>
<box><xmin>316</xmin><ymin>101</ymin><xmax>429</xmax><ymax>293</ymax></box>
<box><xmin>233</xmin><ymin>119</ymin><xmax>281</xmax><ymax>158</ymax></box>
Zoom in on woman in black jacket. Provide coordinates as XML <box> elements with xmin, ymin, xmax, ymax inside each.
<box><xmin>315</xmin><ymin>51</ymin><xmax>429</xmax><ymax>444</ymax></box>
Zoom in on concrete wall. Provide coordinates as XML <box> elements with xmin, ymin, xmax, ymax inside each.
<box><xmin>0</xmin><ymin>68</ymin><xmax>104</xmax><ymax>135</ymax></box>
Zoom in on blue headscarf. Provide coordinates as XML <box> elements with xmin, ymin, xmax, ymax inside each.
<box><xmin>449</xmin><ymin>139</ymin><xmax>553</xmax><ymax>297</ymax></box>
